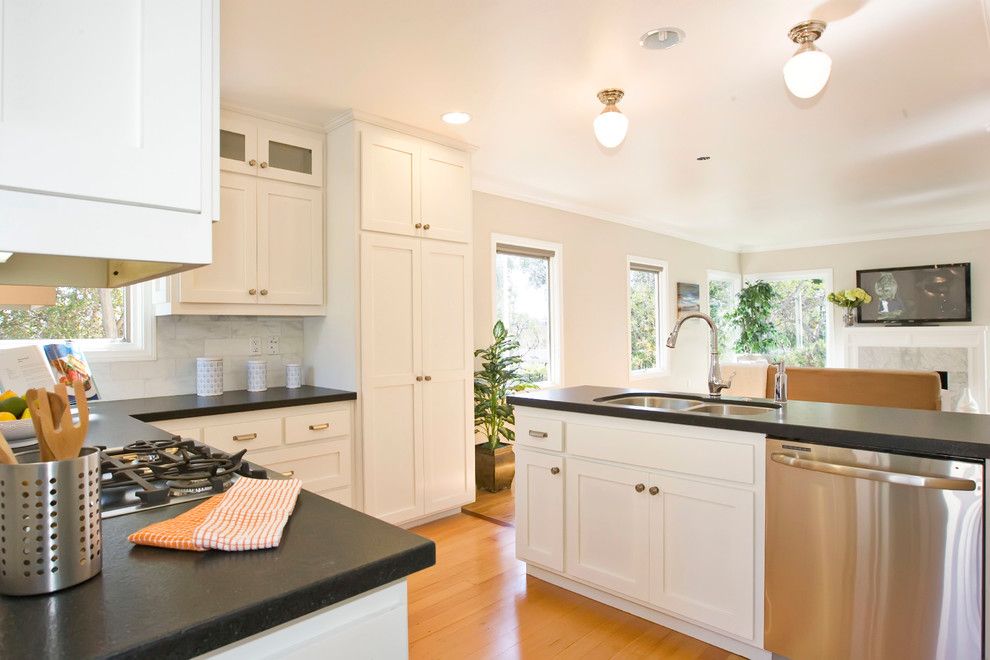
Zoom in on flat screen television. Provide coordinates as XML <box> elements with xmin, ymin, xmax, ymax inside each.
<box><xmin>856</xmin><ymin>263</ymin><xmax>971</xmax><ymax>324</ymax></box>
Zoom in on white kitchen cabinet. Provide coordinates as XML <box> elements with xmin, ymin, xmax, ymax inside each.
<box><xmin>360</xmin><ymin>233</ymin><xmax>473</xmax><ymax>525</ymax></box>
<box><xmin>514</xmin><ymin>448</ymin><xmax>564</xmax><ymax>572</ymax></box>
<box><xmin>257</xmin><ymin>180</ymin><xmax>324</xmax><ymax>305</ymax></box>
<box><xmin>566</xmin><ymin>457</ymin><xmax>653</xmax><ymax>601</ymax></box>
<box><xmin>0</xmin><ymin>0</ymin><xmax>219</xmax><ymax>286</ymax></box>
<box><xmin>221</xmin><ymin>110</ymin><xmax>323</xmax><ymax>187</ymax></box>
<box><xmin>360</xmin><ymin>126</ymin><xmax>471</xmax><ymax>243</ymax></box>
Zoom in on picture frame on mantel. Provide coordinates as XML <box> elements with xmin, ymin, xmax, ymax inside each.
<box><xmin>676</xmin><ymin>282</ymin><xmax>701</xmax><ymax>317</ymax></box>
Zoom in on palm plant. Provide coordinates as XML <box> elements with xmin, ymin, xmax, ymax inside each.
<box><xmin>474</xmin><ymin>320</ymin><xmax>537</xmax><ymax>452</ymax></box>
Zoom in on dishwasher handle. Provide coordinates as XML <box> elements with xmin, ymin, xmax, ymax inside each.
<box><xmin>770</xmin><ymin>453</ymin><xmax>978</xmax><ymax>491</ymax></box>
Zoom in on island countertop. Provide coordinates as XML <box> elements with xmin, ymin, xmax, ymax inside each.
<box><xmin>0</xmin><ymin>491</ymin><xmax>434</xmax><ymax>659</ymax></box>
<box><xmin>509</xmin><ymin>385</ymin><xmax>990</xmax><ymax>461</ymax></box>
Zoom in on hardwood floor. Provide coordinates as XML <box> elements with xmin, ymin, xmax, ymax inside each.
<box><xmin>408</xmin><ymin>513</ymin><xmax>745</xmax><ymax>660</ymax></box>
<box><xmin>461</xmin><ymin>488</ymin><xmax>515</xmax><ymax>527</ymax></box>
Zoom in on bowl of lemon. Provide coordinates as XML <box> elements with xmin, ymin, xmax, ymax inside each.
<box><xmin>0</xmin><ymin>390</ymin><xmax>35</xmax><ymax>441</ymax></box>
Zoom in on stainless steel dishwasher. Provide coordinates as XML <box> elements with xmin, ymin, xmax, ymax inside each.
<box><xmin>765</xmin><ymin>438</ymin><xmax>983</xmax><ymax>660</ymax></box>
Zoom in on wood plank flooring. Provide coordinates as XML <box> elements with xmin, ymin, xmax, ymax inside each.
<box><xmin>408</xmin><ymin>513</ymin><xmax>745</xmax><ymax>660</ymax></box>
<box><xmin>461</xmin><ymin>488</ymin><xmax>515</xmax><ymax>527</ymax></box>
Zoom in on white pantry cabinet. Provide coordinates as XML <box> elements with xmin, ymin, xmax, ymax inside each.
<box><xmin>513</xmin><ymin>409</ymin><xmax>765</xmax><ymax>656</ymax></box>
<box><xmin>361</xmin><ymin>125</ymin><xmax>471</xmax><ymax>243</ymax></box>
<box><xmin>360</xmin><ymin>233</ymin><xmax>473</xmax><ymax>524</ymax></box>
<box><xmin>0</xmin><ymin>0</ymin><xmax>219</xmax><ymax>286</ymax></box>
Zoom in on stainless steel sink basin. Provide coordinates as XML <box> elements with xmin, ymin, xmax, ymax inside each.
<box><xmin>595</xmin><ymin>393</ymin><xmax>780</xmax><ymax>416</ymax></box>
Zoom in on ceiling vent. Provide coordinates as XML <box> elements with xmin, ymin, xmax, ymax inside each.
<box><xmin>640</xmin><ymin>28</ymin><xmax>686</xmax><ymax>50</ymax></box>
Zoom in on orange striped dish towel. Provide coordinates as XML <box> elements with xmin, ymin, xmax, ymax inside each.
<box><xmin>129</xmin><ymin>477</ymin><xmax>303</xmax><ymax>552</ymax></box>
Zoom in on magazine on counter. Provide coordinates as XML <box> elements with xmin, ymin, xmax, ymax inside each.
<box><xmin>0</xmin><ymin>342</ymin><xmax>100</xmax><ymax>403</ymax></box>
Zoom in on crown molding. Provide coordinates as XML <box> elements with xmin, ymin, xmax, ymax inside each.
<box><xmin>739</xmin><ymin>220</ymin><xmax>990</xmax><ymax>253</ymax></box>
<box><xmin>471</xmin><ymin>177</ymin><xmax>743</xmax><ymax>253</ymax></box>
<box><xmin>324</xmin><ymin>109</ymin><xmax>478</xmax><ymax>152</ymax></box>
<box><xmin>220</xmin><ymin>102</ymin><xmax>325</xmax><ymax>132</ymax></box>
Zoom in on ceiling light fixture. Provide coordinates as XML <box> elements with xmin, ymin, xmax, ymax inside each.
<box><xmin>783</xmin><ymin>20</ymin><xmax>832</xmax><ymax>99</ymax></box>
<box><xmin>593</xmin><ymin>89</ymin><xmax>628</xmax><ymax>148</ymax></box>
<box><xmin>639</xmin><ymin>27</ymin><xmax>685</xmax><ymax>50</ymax></box>
<box><xmin>441</xmin><ymin>111</ymin><xmax>471</xmax><ymax>125</ymax></box>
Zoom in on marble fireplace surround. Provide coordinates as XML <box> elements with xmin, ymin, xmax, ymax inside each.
<box><xmin>841</xmin><ymin>325</ymin><xmax>989</xmax><ymax>412</ymax></box>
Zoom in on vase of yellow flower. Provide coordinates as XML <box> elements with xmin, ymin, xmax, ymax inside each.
<box><xmin>827</xmin><ymin>288</ymin><xmax>873</xmax><ymax>327</ymax></box>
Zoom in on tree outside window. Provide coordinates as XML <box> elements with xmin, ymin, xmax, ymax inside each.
<box><xmin>0</xmin><ymin>287</ymin><xmax>127</xmax><ymax>341</ymax></box>
<box><xmin>629</xmin><ymin>264</ymin><xmax>663</xmax><ymax>372</ymax></box>
<box><xmin>495</xmin><ymin>249</ymin><xmax>553</xmax><ymax>384</ymax></box>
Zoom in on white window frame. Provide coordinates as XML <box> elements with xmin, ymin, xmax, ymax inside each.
<box><xmin>627</xmin><ymin>255</ymin><xmax>670</xmax><ymax>380</ymax></box>
<box><xmin>743</xmin><ymin>268</ymin><xmax>834</xmax><ymax>367</ymax></box>
<box><xmin>491</xmin><ymin>234</ymin><xmax>563</xmax><ymax>388</ymax></box>
<box><xmin>0</xmin><ymin>283</ymin><xmax>157</xmax><ymax>362</ymax></box>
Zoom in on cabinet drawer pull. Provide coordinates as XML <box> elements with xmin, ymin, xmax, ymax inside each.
<box><xmin>550</xmin><ymin>467</ymin><xmax>560</xmax><ymax>475</ymax></box>
<box><xmin>283</xmin><ymin>470</ymin><xmax>295</xmax><ymax>477</ymax></box>
<box><xmin>649</xmin><ymin>486</ymin><xmax>659</xmax><ymax>496</ymax></box>
<box><xmin>634</xmin><ymin>483</ymin><xmax>645</xmax><ymax>493</ymax></box>
<box><xmin>308</xmin><ymin>423</ymin><xmax>330</xmax><ymax>431</ymax></box>
<box><xmin>528</xmin><ymin>430</ymin><xmax>549</xmax><ymax>438</ymax></box>
<box><xmin>233</xmin><ymin>433</ymin><xmax>257</xmax><ymax>442</ymax></box>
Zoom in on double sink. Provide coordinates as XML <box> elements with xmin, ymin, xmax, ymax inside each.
<box><xmin>594</xmin><ymin>393</ymin><xmax>781</xmax><ymax>417</ymax></box>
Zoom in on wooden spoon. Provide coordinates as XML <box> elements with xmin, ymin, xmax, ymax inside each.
<box><xmin>0</xmin><ymin>429</ymin><xmax>17</xmax><ymax>465</ymax></box>
<box><xmin>26</xmin><ymin>389</ymin><xmax>55</xmax><ymax>461</ymax></box>
<box><xmin>35</xmin><ymin>382</ymin><xmax>89</xmax><ymax>461</ymax></box>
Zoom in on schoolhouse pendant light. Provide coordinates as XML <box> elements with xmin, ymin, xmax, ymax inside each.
<box><xmin>593</xmin><ymin>89</ymin><xmax>629</xmax><ymax>148</ymax></box>
<box><xmin>783</xmin><ymin>20</ymin><xmax>832</xmax><ymax>99</ymax></box>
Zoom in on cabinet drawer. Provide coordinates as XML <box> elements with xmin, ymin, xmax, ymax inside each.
<box><xmin>252</xmin><ymin>439</ymin><xmax>351</xmax><ymax>493</ymax></box>
<box><xmin>285</xmin><ymin>409</ymin><xmax>351</xmax><ymax>445</ymax></box>
<box><xmin>204</xmin><ymin>417</ymin><xmax>283</xmax><ymax>454</ymax></box>
<box><xmin>514</xmin><ymin>416</ymin><xmax>563</xmax><ymax>452</ymax></box>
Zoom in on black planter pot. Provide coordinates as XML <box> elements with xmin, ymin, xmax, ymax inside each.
<box><xmin>475</xmin><ymin>443</ymin><xmax>515</xmax><ymax>493</ymax></box>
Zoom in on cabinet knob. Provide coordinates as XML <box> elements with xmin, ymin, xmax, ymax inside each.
<box><xmin>424</xmin><ymin>375</ymin><xmax>432</xmax><ymax>381</ymax></box>
<box><xmin>248</xmin><ymin>288</ymin><xmax>257</xmax><ymax>295</ymax></box>
<box><xmin>260</xmin><ymin>289</ymin><xmax>268</xmax><ymax>296</ymax></box>
<box><xmin>416</xmin><ymin>376</ymin><xmax>423</xmax><ymax>382</ymax></box>
<box><xmin>248</xmin><ymin>159</ymin><xmax>257</xmax><ymax>167</ymax></box>
<box><xmin>259</xmin><ymin>161</ymin><xmax>268</xmax><ymax>168</ymax></box>
<box><xmin>634</xmin><ymin>483</ymin><xmax>645</xmax><ymax>493</ymax></box>
<box><xmin>649</xmin><ymin>486</ymin><xmax>659</xmax><ymax>496</ymax></box>
<box><xmin>423</xmin><ymin>224</ymin><xmax>431</xmax><ymax>230</ymax></box>
<box><xmin>415</xmin><ymin>223</ymin><xmax>423</xmax><ymax>229</ymax></box>
<box><xmin>550</xmin><ymin>467</ymin><xmax>560</xmax><ymax>475</ymax></box>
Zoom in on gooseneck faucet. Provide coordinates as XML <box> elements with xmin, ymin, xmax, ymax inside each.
<box><xmin>665</xmin><ymin>312</ymin><xmax>734</xmax><ymax>398</ymax></box>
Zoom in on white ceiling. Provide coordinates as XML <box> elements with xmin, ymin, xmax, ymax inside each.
<box><xmin>221</xmin><ymin>0</ymin><xmax>990</xmax><ymax>252</ymax></box>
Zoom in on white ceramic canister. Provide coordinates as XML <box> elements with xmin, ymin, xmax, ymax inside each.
<box><xmin>196</xmin><ymin>357</ymin><xmax>223</xmax><ymax>396</ymax></box>
<box><xmin>285</xmin><ymin>363</ymin><xmax>302</xmax><ymax>389</ymax></box>
<box><xmin>247</xmin><ymin>359</ymin><xmax>268</xmax><ymax>392</ymax></box>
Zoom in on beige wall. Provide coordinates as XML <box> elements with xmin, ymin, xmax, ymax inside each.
<box><xmin>473</xmin><ymin>192</ymin><xmax>740</xmax><ymax>392</ymax></box>
<box><xmin>741</xmin><ymin>229</ymin><xmax>990</xmax><ymax>325</ymax></box>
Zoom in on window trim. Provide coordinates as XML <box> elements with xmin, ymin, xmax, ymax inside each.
<box><xmin>627</xmin><ymin>255</ymin><xmax>670</xmax><ymax>380</ymax></box>
<box><xmin>491</xmin><ymin>234</ymin><xmax>563</xmax><ymax>388</ymax></box>
<box><xmin>0</xmin><ymin>283</ymin><xmax>157</xmax><ymax>363</ymax></box>
<box><xmin>743</xmin><ymin>268</ymin><xmax>834</xmax><ymax>367</ymax></box>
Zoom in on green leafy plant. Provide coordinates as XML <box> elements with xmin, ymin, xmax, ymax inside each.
<box><xmin>726</xmin><ymin>280</ymin><xmax>781</xmax><ymax>355</ymax></box>
<box><xmin>474</xmin><ymin>320</ymin><xmax>537</xmax><ymax>452</ymax></box>
<box><xmin>827</xmin><ymin>288</ymin><xmax>872</xmax><ymax>308</ymax></box>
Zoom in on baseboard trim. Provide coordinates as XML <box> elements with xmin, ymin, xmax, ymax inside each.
<box><xmin>526</xmin><ymin>565</ymin><xmax>771</xmax><ymax>660</ymax></box>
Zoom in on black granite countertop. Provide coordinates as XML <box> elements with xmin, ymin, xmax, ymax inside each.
<box><xmin>0</xmin><ymin>491</ymin><xmax>434</xmax><ymax>659</ymax></box>
<box><xmin>509</xmin><ymin>386</ymin><xmax>990</xmax><ymax>461</ymax></box>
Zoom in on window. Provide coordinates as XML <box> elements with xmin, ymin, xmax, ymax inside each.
<box><xmin>744</xmin><ymin>270</ymin><xmax>832</xmax><ymax>367</ymax></box>
<box><xmin>707</xmin><ymin>270</ymin><xmax>742</xmax><ymax>358</ymax></box>
<box><xmin>628</xmin><ymin>257</ymin><xmax>668</xmax><ymax>376</ymax></box>
<box><xmin>493</xmin><ymin>236</ymin><xmax>562</xmax><ymax>386</ymax></box>
<box><xmin>0</xmin><ymin>284</ymin><xmax>155</xmax><ymax>361</ymax></box>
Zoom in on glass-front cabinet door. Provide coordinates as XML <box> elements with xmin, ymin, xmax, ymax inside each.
<box><xmin>219</xmin><ymin>110</ymin><xmax>259</xmax><ymax>176</ymax></box>
<box><xmin>258</xmin><ymin>123</ymin><xmax>323</xmax><ymax>187</ymax></box>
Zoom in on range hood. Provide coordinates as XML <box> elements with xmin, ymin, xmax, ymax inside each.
<box><xmin>0</xmin><ymin>252</ymin><xmax>198</xmax><ymax>288</ymax></box>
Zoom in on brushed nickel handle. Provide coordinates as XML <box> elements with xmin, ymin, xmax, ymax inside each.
<box><xmin>259</xmin><ymin>161</ymin><xmax>268</xmax><ymax>168</ymax></box>
<box><xmin>770</xmin><ymin>453</ymin><xmax>977</xmax><ymax>491</ymax></box>
<box><xmin>424</xmin><ymin>375</ymin><xmax>432</xmax><ymax>381</ymax></box>
<box><xmin>528</xmin><ymin>430</ymin><xmax>548</xmax><ymax>438</ymax></box>
<box><xmin>415</xmin><ymin>223</ymin><xmax>423</xmax><ymax>229</ymax></box>
<box><xmin>283</xmin><ymin>470</ymin><xmax>295</xmax><ymax>477</ymax></box>
<box><xmin>416</xmin><ymin>376</ymin><xmax>424</xmax><ymax>382</ymax></box>
<box><xmin>634</xmin><ymin>483</ymin><xmax>645</xmax><ymax>493</ymax></box>
<box><xmin>649</xmin><ymin>486</ymin><xmax>659</xmax><ymax>496</ymax></box>
<box><xmin>248</xmin><ymin>159</ymin><xmax>257</xmax><ymax>166</ymax></box>
<box><xmin>260</xmin><ymin>289</ymin><xmax>268</xmax><ymax>296</ymax></box>
<box><xmin>423</xmin><ymin>224</ymin><xmax>431</xmax><ymax>230</ymax></box>
<box><xmin>233</xmin><ymin>433</ymin><xmax>257</xmax><ymax>442</ymax></box>
<box><xmin>308</xmin><ymin>423</ymin><xmax>330</xmax><ymax>431</ymax></box>
<box><xmin>550</xmin><ymin>467</ymin><xmax>560</xmax><ymax>475</ymax></box>
<box><xmin>248</xmin><ymin>288</ymin><xmax>257</xmax><ymax>295</ymax></box>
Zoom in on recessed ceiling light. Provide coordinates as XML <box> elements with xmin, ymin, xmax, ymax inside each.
<box><xmin>640</xmin><ymin>27</ymin><xmax>686</xmax><ymax>50</ymax></box>
<box><xmin>441</xmin><ymin>112</ymin><xmax>471</xmax><ymax>125</ymax></box>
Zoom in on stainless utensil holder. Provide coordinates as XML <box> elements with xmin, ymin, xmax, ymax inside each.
<box><xmin>0</xmin><ymin>447</ymin><xmax>102</xmax><ymax>595</ymax></box>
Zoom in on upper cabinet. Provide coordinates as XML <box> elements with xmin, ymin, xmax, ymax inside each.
<box><xmin>360</xmin><ymin>126</ymin><xmax>471</xmax><ymax>243</ymax></box>
<box><xmin>0</xmin><ymin>0</ymin><xmax>219</xmax><ymax>287</ymax></box>
<box><xmin>220</xmin><ymin>110</ymin><xmax>323</xmax><ymax>187</ymax></box>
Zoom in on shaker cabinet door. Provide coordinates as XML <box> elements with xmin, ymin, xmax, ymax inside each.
<box><xmin>515</xmin><ymin>448</ymin><xmax>564</xmax><ymax>571</ymax></box>
<box><xmin>360</xmin><ymin>127</ymin><xmax>421</xmax><ymax>237</ymax></box>
<box><xmin>420</xmin><ymin>143</ymin><xmax>472</xmax><ymax>243</ymax></box>
<box><xmin>258</xmin><ymin>121</ymin><xmax>324</xmax><ymax>187</ymax></box>
<box><xmin>257</xmin><ymin>180</ymin><xmax>324</xmax><ymax>305</ymax></box>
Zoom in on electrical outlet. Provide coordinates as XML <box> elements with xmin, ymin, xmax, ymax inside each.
<box><xmin>249</xmin><ymin>337</ymin><xmax>262</xmax><ymax>355</ymax></box>
<box><xmin>266</xmin><ymin>336</ymin><xmax>279</xmax><ymax>355</ymax></box>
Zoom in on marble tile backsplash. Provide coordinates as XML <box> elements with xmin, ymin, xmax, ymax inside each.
<box><xmin>91</xmin><ymin>316</ymin><xmax>304</xmax><ymax>401</ymax></box>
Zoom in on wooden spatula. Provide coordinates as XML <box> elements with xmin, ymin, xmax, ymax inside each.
<box><xmin>27</xmin><ymin>383</ymin><xmax>89</xmax><ymax>461</ymax></box>
<box><xmin>0</xmin><ymin>429</ymin><xmax>17</xmax><ymax>465</ymax></box>
<box><xmin>26</xmin><ymin>388</ymin><xmax>55</xmax><ymax>461</ymax></box>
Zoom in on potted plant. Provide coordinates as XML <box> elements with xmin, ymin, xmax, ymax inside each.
<box><xmin>828</xmin><ymin>288</ymin><xmax>872</xmax><ymax>327</ymax></box>
<box><xmin>474</xmin><ymin>320</ymin><xmax>537</xmax><ymax>492</ymax></box>
<box><xmin>726</xmin><ymin>280</ymin><xmax>781</xmax><ymax>357</ymax></box>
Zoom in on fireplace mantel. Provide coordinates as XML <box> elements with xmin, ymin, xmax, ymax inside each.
<box><xmin>840</xmin><ymin>325</ymin><xmax>989</xmax><ymax>412</ymax></box>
